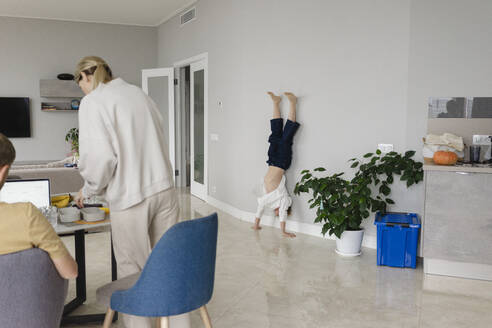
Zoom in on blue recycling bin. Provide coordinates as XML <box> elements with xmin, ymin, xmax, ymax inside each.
<box><xmin>374</xmin><ymin>212</ymin><xmax>421</xmax><ymax>268</ymax></box>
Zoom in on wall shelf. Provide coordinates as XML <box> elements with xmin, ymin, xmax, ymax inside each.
<box><xmin>41</xmin><ymin>109</ymin><xmax>78</xmax><ymax>112</ymax></box>
<box><xmin>40</xmin><ymin>79</ymin><xmax>84</xmax><ymax>98</ymax></box>
<box><xmin>40</xmin><ymin>79</ymin><xmax>82</xmax><ymax>112</ymax></box>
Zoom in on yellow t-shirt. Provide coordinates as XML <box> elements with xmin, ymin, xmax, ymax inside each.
<box><xmin>0</xmin><ymin>202</ymin><xmax>70</xmax><ymax>259</ymax></box>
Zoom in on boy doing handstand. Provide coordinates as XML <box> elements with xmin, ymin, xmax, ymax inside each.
<box><xmin>252</xmin><ymin>92</ymin><xmax>300</xmax><ymax>238</ymax></box>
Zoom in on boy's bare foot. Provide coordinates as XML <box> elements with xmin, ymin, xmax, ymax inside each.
<box><xmin>284</xmin><ymin>92</ymin><xmax>297</xmax><ymax>104</ymax></box>
<box><xmin>267</xmin><ymin>92</ymin><xmax>282</xmax><ymax>104</ymax></box>
<box><xmin>251</xmin><ymin>225</ymin><xmax>262</xmax><ymax>231</ymax></box>
<box><xmin>282</xmin><ymin>231</ymin><xmax>296</xmax><ymax>238</ymax></box>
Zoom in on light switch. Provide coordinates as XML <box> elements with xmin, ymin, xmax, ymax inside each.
<box><xmin>378</xmin><ymin>144</ymin><xmax>393</xmax><ymax>153</ymax></box>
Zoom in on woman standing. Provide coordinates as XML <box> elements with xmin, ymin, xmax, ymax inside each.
<box><xmin>74</xmin><ymin>56</ymin><xmax>189</xmax><ymax>327</ymax></box>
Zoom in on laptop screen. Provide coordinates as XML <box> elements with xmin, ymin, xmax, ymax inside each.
<box><xmin>0</xmin><ymin>179</ymin><xmax>51</xmax><ymax>208</ymax></box>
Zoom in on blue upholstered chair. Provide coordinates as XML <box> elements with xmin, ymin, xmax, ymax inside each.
<box><xmin>97</xmin><ymin>213</ymin><xmax>218</xmax><ymax>328</ymax></box>
<box><xmin>0</xmin><ymin>248</ymin><xmax>68</xmax><ymax>328</ymax></box>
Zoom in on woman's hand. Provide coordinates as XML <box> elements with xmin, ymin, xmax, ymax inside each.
<box><xmin>74</xmin><ymin>189</ymin><xmax>84</xmax><ymax>208</ymax></box>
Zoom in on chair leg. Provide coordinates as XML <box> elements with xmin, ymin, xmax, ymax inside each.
<box><xmin>103</xmin><ymin>308</ymin><xmax>115</xmax><ymax>328</ymax></box>
<box><xmin>200</xmin><ymin>305</ymin><xmax>212</xmax><ymax>328</ymax></box>
<box><xmin>156</xmin><ymin>317</ymin><xmax>161</xmax><ymax>328</ymax></box>
<box><xmin>160</xmin><ymin>317</ymin><xmax>170</xmax><ymax>328</ymax></box>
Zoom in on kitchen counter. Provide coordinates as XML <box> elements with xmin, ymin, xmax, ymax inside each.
<box><xmin>423</xmin><ymin>169</ymin><xmax>492</xmax><ymax>281</ymax></box>
<box><xmin>423</xmin><ymin>162</ymin><xmax>492</xmax><ymax>174</ymax></box>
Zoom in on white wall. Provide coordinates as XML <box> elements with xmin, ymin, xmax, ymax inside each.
<box><xmin>158</xmin><ymin>0</ymin><xmax>414</xmax><ymax>239</ymax></box>
<box><xmin>406</xmin><ymin>0</ymin><xmax>492</xmax><ymax>220</ymax></box>
<box><xmin>0</xmin><ymin>17</ymin><xmax>157</xmax><ymax>161</ymax></box>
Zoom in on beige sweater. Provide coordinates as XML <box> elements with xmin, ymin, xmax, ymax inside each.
<box><xmin>78</xmin><ymin>78</ymin><xmax>174</xmax><ymax>211</ymax></box>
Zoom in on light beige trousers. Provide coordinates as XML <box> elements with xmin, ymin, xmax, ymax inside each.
<box><xmin>110</xmin><ymin>188</ymin><xmax>191</xmax><ymax>328</ymax></box>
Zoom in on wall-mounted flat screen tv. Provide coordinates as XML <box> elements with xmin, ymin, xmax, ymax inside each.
<box><xmin>0</xmin><ymin>97</ymin><xmax>31</xmax><ymax>138</ymax></box>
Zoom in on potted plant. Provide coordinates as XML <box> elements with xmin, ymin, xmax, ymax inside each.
<box><xmin>294</xmin><ymin>150</ymin><xmax>423</xmax><ymax>256</ymax></box>
<box><xmin>65</xmin><ymin>127</ymin><xmax>79</xmax><ymax>159</ymax></box>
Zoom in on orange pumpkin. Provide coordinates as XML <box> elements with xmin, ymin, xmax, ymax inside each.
<box><xmin>433</xmin><ymin>151</ymin><xmax>458</xmax><ymax>165</ymax></box>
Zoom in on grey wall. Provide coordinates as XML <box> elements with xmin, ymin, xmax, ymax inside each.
<box><xmin>406</xmin><ymin>0</ymin><xmax>492</xmax><ymax>222</ymax></box>
<box><xmin>0</xmin><ymin>17</ymin><xmax>157</xmax><ymax>161</ymax></box>
<box><xmin>158</xmin><ymin>0</ymin><xmax>414</xmax><ymax>237</ymax></box>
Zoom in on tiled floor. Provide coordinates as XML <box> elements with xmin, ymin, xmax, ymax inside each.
<box><xmin>62</xmin><ymin>190</ymin><xmax>492</xmax><ymax>327</ymax></box>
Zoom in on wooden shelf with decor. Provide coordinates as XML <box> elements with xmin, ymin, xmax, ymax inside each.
<box><xmin>39</xmin><ymin>79</ymin><xmax>83</xmax><ymax>112</ymax></box>
<box><xmin>41</xmin><ymin>101</ymin><xmax>79</xmax><ymax>112</ymax></box>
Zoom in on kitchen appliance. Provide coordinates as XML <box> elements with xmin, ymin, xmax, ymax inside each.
<box><xmin>472</xmin><ymin>135</ymin><xmax>492</xmax><ymax>162</ymax></box>
<box><xmin>470</xmin><ymin>145</ymin><xmax>481</xmax><ymax>163</ymax></box>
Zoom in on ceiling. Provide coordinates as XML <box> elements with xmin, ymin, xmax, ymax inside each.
<box><xmin>0</xmin><ymin>0</ymin><xmax>196</xmax><ymax>26</ymax></box>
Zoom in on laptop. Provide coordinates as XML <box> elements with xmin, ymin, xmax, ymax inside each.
<box><xmin>0</xmin><ymin>179</ymin><xmax>51</xmax><ymax>208</ymax></box>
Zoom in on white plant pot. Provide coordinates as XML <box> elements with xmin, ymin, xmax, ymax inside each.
<box><xmin>335</xmin><ymin>229</ymin><xmax>364</xmax><ymax>256</ymax></box>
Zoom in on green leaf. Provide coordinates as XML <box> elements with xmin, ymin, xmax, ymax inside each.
<box><xmin>379</xmin><ymin>184</ymin><xmax>391</xmax><ymax>196</ymax></box>
<box><xmin>385</xmin><ymin>198</ymin><xmax>395</xmax><ymax>204</ymax></box>
<box><xmin>376</xmin><ymin>149</ymin><xmax>382</xmax><ymax>155</ymax></box>
<box><xmin>302</xmin><ymin>173</ymin><xmax>312</xmax><ymax>181</ymax></box>
<box><xmin>350</xmin><ymin>162</ymin><xmax>359</xmax><ymax>168</ymax></box>
<box><xmin>405</xmin><ymin>150</ymin><xmax>416</xmax><ymax>158</ymax></box>
<box><xmin>321</xmin><ymin>223</ymin><xmax>330</xmax><ymax>236</ymax></box>
<box><xmin>314</xmin><ymin>167</ymin><xmax>326</xmax><ymax>172</ymax></box>
<box><xmin>363</xmin><ymin>152</ymin><xmax>373</xmax><ymax>158</ymax></box>
<box><xmin>301</xmin><ymin>169</ymin><xmax>309</xmax><ymax>174</ymax></box>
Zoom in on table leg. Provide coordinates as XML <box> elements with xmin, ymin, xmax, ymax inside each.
<box><xmin>75</xmin><ymin>229</ymin><xmax>87</xmax><ymax>301</ymax></box>
<box><xmin>61</xmin><ymin>230</ymin><xmax>118</xmax><ymax>326</ymax></box>
<box><xmin>62</xmin><ymin>230</ymin><xmax>86</xmax><ymax>316</ymax></box>
<box><xmin>111</xmin><ymin>233</ymin><xmax>118</xmax><ymax>322</ymax></box>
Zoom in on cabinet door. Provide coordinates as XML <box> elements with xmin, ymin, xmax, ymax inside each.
<box><xmin>424</xmin><ymin>171</ymin><xmax>492</xmax><ymax>264</ymax></box>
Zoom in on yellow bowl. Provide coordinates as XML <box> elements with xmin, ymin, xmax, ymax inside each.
<box><xmin>51</xmin><ymin>195</ymin><xmax>71</xmax><ymax>208</ymax></box>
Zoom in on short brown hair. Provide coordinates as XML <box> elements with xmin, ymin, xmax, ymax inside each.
<box><xmin>0</xmin><ymin>133</ymin><xmax>16</xmax><ymax>166</ymax></box>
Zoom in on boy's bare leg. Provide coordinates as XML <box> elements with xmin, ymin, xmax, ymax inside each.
<box><xmin>284</xmin><ymin>92</ymin><xmax>297</xmax><ymax>122</ymax></box>
<box><xmin>281</xmin><ymin>221</ymin><xmax>296</xmax><ymax>238</ymax></box>
<box><xmin>252</xmin><ymin>217</ymin><xmax>262</xmax><ymax>230</ymax></box>
<box><xmin>267</xmin><ymin>92</ymin><xmax>282</xmax><ymax>119</ymax></box>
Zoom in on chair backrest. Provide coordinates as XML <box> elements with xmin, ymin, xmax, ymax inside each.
<box><xmin>111</xmin><ymin>213</ymin><xmax>218</xmax><ymax>317</ymax></box>
<box><xmin>0</xmin><ymin>248</ymin><xmax>68</xmax><ymax>328</ymax></box>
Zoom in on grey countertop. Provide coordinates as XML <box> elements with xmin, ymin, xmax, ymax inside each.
<box><xmin>423</xmin><ymin>162</ymin><xmax>492</xmax><ymax>174</ymax></box>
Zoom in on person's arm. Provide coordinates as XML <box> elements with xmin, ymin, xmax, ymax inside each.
<box><xmin>255</xmin><ymin>198</ymin><xmax>265</xmax><ymax>219</ymax></box>
<box><xmin>27</xmin><ymin>204</ymin><xmax>78</xmax><ymax>279</ymax></box>
<box><xmin>51</xmin><ymin>255</ymin><xmax>78</xmax><ymax>279</ymax></box>
<box><xmin>278</xmin><ymin>195</ymin><xmax>292</xmax><ymax>222</ymax></box>
<box><xmin>78</xmin><ymin>97</ymin><xmax>117</xmax><ymax>199</ymax></box>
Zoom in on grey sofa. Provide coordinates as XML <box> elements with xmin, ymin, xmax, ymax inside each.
<box><xmin>9</xmin><ymin>167</ymin><xmax>84</xmax><ymax>194</ymax></box>
<box><xmin>0</xmin><ymin>248</ymin><xmax>68</xmax><ymax>328</ymax></box>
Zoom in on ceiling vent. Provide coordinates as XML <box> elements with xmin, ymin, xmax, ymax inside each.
<box><xmin>180</xmin><ymin>7</ymin><xmax>196</xmax><ymax>26</ymax></box>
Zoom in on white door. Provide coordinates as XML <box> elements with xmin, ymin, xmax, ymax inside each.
<box><xmin>190</xmin><ymin>60</ymin><xmax>208</xmax><ymax>200</ymax></box>
<box><xmin>142</xmin><ymin>68</ymin><xmax>176</xmax><ymax>183</ymax></box>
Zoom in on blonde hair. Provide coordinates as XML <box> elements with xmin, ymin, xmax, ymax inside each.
<box><xmin>74</xmin><ymin>56</ymin><xmax>113</xmax><ymax>91</ymax></box>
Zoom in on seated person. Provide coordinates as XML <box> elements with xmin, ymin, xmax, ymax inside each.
<box><xmin>0</xmin><ymin>133</ymin><xmax>78</xmax><ymax>279</ymax></box>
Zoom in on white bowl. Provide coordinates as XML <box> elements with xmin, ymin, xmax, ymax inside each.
<box><xmin>81</xmin><ymin>208</ymin><xmax>106</xmax><ymax>222</ymax></box>
<box><xmin>59</xmin><ymin>207</ymin><xmax>80</xmax><ymax>223</ymax></box>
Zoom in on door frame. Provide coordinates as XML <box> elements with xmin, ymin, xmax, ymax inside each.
<box><xmin>141</xmin><ymin>68</ymin><xmax>176</xmax><ymax>178</ymax></box>
<box><xmin>174</xmin><ymin>53</ymin><xmax>208</xmax><ymax>200</ymax></box>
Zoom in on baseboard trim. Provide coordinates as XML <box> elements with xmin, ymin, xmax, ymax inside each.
<box><xmin>207</xmin><ymin>196</ymin><xmax>377</xmax><ymax>249</ymax></box>
<box><xmin>424</xmin><ymin>258</ymin><xmax>492</xmax><ymax>281</ymax></box>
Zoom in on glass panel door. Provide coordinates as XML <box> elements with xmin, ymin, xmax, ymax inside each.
<box><xmin>142</xmin><ymin>68</ymin><xmax>175</xmax><ymax>181</ymax></box>
<box><xmin>190</xmin><ymin>60</ymin><xmax>207</xmax><ymax>200</ymax></box>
